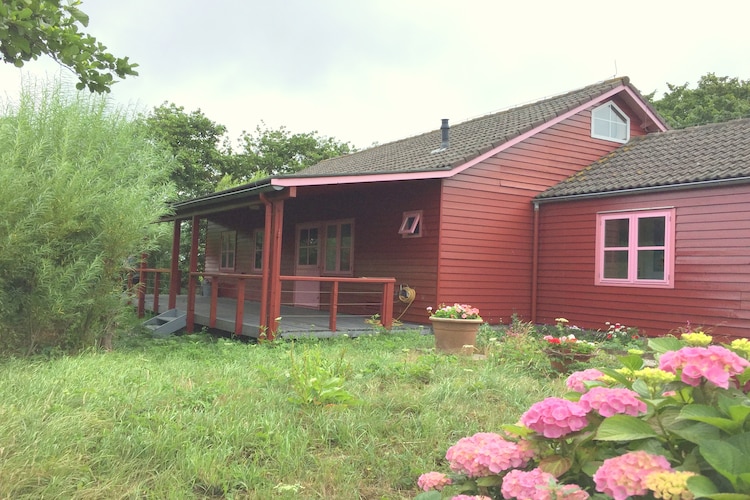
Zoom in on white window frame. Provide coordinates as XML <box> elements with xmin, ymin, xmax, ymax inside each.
<box><xmin>220</xmin><ymin>231</ymin><xmax>236</xmax><ymax>270</ymax></box>
<box><xmin>399</xmin><ymin>210</ymin><xmax>423</xmax><ymax>238</ymax></box>
<box><xmin>591</xmin><ymin>101</ymin><xmax>630</xmax><ymax>143</ymax></box>
<box><xmin>252</xmin><ymin>229</ymin><xmax>264</xmax><ymax>272</ymax></box>
<box><xmin>595</xmin><ymin>208</ymin><xmax>675</xmax><ymax>288</ymax></box>
<box><xmin>323</xmin><ymin>220</ymin><xmax>354</xmax><ymax>275</ymax></box>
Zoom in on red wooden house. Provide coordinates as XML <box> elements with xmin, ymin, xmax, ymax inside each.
<box><xmin>153</xmin><ymin>76</ymin><xmax>750</xmax><ymax>340</ymax></box>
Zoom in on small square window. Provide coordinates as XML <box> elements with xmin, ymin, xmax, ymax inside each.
<box><xmin>399</xmin><ymin>210</ymin><xmax>422</xmax><ymax>237</ymax></box>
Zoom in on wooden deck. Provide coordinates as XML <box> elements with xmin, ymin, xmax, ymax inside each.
<box><xmin>144</xmin><ymin>294</ymin><xmax>424</xmax><ymax>339</ymax></box>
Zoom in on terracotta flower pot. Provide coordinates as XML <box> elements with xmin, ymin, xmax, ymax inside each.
<box><xmin>429</xmin><ymin>317</ymin><xmax>482</xmax><ymax>354</ymax></box>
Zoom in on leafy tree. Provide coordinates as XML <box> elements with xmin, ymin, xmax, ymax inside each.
<box><xmin>145</xmin><ymin>102</ymin><xmax>232</xmax><ymax>199</ymax></box>
<box><xmin>646</xmin><ymin>73</ymin><xmax>750</xmax><ymax>128</ymax></box>
<box><xmin>0</xmin><ymin>0</ymin><xmax>138</xmax><ymax>92</ymax></box>
<box><xmin>0</xmin><ymin>80</ymin><xmax>176</xmax><ymax>354</ymax></box>
<box><xmin>236</xmin><ymin>122</ymin><xmax>354</xmax><ymax>177</ymax></box>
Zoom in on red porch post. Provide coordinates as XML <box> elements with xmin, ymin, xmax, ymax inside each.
<box><xmin>259</xmin><ymin>195</ymin><xmax>273</xmax><ymax>336</ymax></box>
<box><xmin>168</xmin><ymin>219</ymin><xmax>181</xmax><ymax>310</ymax></box>
<box><xmin>268</xmin><ymin>199</ymin><xmax>285</xmax><ymax>338</ymax></box>
<box><xmin>186</xmin><ymin>215</ymin><xmax>200</xmax><ymax>333</ymax></box>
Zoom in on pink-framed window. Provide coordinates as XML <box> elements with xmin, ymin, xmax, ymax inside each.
<box><xmin>399</xmin><ymin>210</ymin><xmax>422</xmax><ymax>238</ymax></box>
<box><xmin>324</xmin><ymin>220</ymin><xmax>353</xmax><ymax>275</ymax></box>
<box><xmin>252</xmin><ymin>229</ymin><xmax>264</xmax><ymax>272</ymax></box>
<box><xmin>595</xmin><ymin>208</ymin><xmax>675</xmax><ymax>288</ymax></box>
<box><xmin>220</xmin><ymin>231</ymin><xmax>236</xmax><ymax>270</ymax></box>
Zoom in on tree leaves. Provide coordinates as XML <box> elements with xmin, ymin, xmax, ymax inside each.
<box><xmin>0</xmin><ymin>0</ymin><xmax>137</xmax><ymax>93</ymax></box>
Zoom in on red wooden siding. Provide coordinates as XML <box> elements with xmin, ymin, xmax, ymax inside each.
<box><xmin>536</xmin><ymin>184</ymin><xmax>750</xmax><ymax>340</ymax></box>
<box><xmin>436</xmin><ymin>100</ymin><xmax>648</xmax><ymax>325</ymax></box>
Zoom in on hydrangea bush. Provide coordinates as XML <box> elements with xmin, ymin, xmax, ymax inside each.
<box><xmin>415</xmin><ymin>332</ymin><xmax>750</xmax><ymax>499</ymax></box>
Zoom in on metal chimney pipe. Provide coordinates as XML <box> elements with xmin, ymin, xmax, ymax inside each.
<box><xmin>440</xmin><ymin>118</ymin><xmax>449</xmax><ymax>148</ymax></box>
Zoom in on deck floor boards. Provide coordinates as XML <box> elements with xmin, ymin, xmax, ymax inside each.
<box><xmin>144</xmin><ymin>294</ymin><xmax>423</xmax><ymax>338</ymax></box>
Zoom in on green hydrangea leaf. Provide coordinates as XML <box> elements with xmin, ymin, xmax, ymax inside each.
<box><xmin>595</xmin><ymin>414</ymin><xmax>658</xmax><ymax>441</ymax></box>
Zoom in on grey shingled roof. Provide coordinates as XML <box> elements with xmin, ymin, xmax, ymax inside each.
<box><xmin>290</xmin><ymin>78</ymin><xmax>634</xmax><ymax>178</ymax></box>
<box><xmin>538</xmin><ymin>118</ymin><xmax>750</xmax><ymax>200</ymax></box>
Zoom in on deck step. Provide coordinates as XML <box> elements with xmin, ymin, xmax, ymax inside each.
<box><xmin>143</xmin><ymin>309</ymin><xmax>186</xmax><ymax>338</ymax></box>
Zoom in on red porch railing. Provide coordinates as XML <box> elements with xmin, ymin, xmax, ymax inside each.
<box><xmin>132</xmin><ymin>267</ymin><xmax>174</xmax><ymax>318</ymax></box>
<box><xmin>136</xmin><ymin>269</ymin><xmax>396</xmax><ymax>338</ymax></box>
<box><xmin>187</xmin><ymin>273</ymin><xmax>396</xmax><ymax>338</ymax></box>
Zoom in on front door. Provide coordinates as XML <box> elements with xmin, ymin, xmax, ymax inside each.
<box><xmin>294</xmin><ymin>224</ymin><xmax>321</xmax><ymax>308</ymax></box>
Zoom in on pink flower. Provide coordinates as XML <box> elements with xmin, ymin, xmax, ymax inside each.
<box><xmin>578</xmin><ymin>387</ymin><xmax>647</xmax><ymax>417</ymax></box>
<box><xmin>417</xmin><ymin>471</ymin><xmax>452</xmax><ymax>491</ymax></box>
<box><xmin>520</xmin><ymin>397</ymin><xmax>590</xmax><ymax>438</ymax></box>
<box><xmin>501</xmin><ymin>468</ymin><xmax>556</xmax><ymax>500</ymax></box>
<box><xmin>445</xmin><ymin>432</ymin><xmax>534</xmax><ymax>477</ymax></box>
<box><xmin>501</xmin><ymin>469</ymin><xmax>590</xmax><ymax>500</ymax></box>
<box><xmin>565</xmin><ymin>369</ymin><xmax>604</xmax><ymax>392</ymax></box>
<box><xmin>659</xmin><ymin>345</ymin><xmax>750</xmax><ymax>389</ymax></box>
<box><xmin>593</xmin><ymin>451</ymin><xmax>672</xmax><ymax>500</ymax></box>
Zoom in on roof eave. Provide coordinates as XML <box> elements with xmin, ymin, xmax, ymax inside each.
<box><xmin>535</xmin><ymin>176</ymin><xmax>750</xmax><ymax>205</ymax></box>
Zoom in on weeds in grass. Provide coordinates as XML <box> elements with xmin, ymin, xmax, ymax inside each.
<box><xmin>0</xmin><ymin>330</ymin><xmax>565</xmax><ymax>499</ymax></box>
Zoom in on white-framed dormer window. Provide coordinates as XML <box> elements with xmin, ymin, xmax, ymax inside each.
<box><xmin>399</xmin><ymin>210</ymin><xmax>422</xmax><ymax>238</ymax></box>
<box><xmin>591</xmin><ymin>102</ymin><xmax>629</xmax><ymax>143</ymax></box>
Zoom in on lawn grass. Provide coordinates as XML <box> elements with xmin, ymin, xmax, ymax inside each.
<box><xmin>0</xmin><ymin>328</ymin><xmax>566</xmax><ymax>499</ymax></box>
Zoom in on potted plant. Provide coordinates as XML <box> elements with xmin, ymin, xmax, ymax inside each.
<box><xmin>543</xmin><ymin>318</ymin><xmax>598</xmax><ymax>372</ymax></box>
<box><xmin>427</xmin><ymin>303</ymin><xmax>483</xmax><ymax>354</ymax></box>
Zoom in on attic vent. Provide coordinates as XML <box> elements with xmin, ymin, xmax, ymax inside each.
<box><xmin>431</xmin><ymin>118</ymin><xmax>450</xmax><ymax>153</ymax></box>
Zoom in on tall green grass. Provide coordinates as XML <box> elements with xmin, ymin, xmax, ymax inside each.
<box><xmin>0</xmin><ymin>330</ymin><xmax>565</xmax><ymax>499</ymax></box>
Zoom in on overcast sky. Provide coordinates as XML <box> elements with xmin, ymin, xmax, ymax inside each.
<box><xmin>1</xmin><ymin>0</ymin><xmax>749</xmax><ymax>148</ymax></box>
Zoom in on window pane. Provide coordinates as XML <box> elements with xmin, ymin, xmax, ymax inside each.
<box><xmin>593</xmin><ymin>120</ymin><xmax>610</xmax><ymax>137</ymax></box>
<box><xmin>604</xmin><ymin>219</ymin><xmax>629</xmax><ymax>247</ymax></box>
<box><xmin>254</xmin><ymin>232</ymin><xmax>264</xmax><ymax>269</ymax></box>
<box><xmin>340</xmin><ymin>248</ymin><xmax>351</xmax><ymax>271</ymax></box>
<box><xmin>298</xmin><ymin>248</ymin><xmax>308</xmax><ymax>266</ymax></box>
<box><xmin>638</xmin><ymin>217</ymin><xmax>665</xmax><ymax>246</ymax></box>
<box><xmin>638</xmin><ymin>250</ymin><xmax>665</xmax><ymax>279</ymax></box>
<box><xmin>603</xmin><ymin>250</ymin><xmax>629</xmax><ymax>279</ymax></box>
<box><xmin>325</xmin><ymin>225</ymin><xmax>337</xmax><ymax>271</ymax></box>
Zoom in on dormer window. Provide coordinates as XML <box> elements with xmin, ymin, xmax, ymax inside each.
<box><xmin>591</xmin><ymin>102</ymin><xmax>629</xmax><ymax>143</ymax></box>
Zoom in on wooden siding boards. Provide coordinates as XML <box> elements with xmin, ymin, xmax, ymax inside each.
<box><xmin>436</xmin><ymin>103</ymin><xmax>646</xmax><ymax>324</ymax></box>
<box><xmin>536</xmin><ymin>183</ymin><xmax>750</xmax><ymax>340</ymax></box>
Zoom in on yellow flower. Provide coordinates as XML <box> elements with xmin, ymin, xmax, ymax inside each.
<box><xmin>634</xmin><ymin>367</ymin><xmax>677</xmax><ymax>385</ymax></box>
<box><xmin>730</xmin><ymin>338</ymin><xmax>750</xmax><ymax>357</ymax></box>
<box><xmin>644</xmin><ymin>470</ymin><xmax>695</xmax><ymax>500</ymax></box>
<box><xmin>681</xmin><ymin>332</ymin><xmax>712</xmax><ymax>346</ymax></box>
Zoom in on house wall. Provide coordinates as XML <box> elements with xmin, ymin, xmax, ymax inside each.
<box><xmin>535</xmin><ymin>183</ymin><xmax>750</xmax><ymax>340</ymax></box>
<box><xmin>437</xmin><ymin>97</ymin><xmax>648</xmax><ymax>325</ymax></box>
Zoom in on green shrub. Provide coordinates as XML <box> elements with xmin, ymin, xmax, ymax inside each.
<box><xmin>0</xmin><ymin>79</ymin><xmax>175</xmax><ymax>354</ymax></box>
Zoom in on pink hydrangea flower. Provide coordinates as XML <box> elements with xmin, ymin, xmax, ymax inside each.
<box><xmin>659</xmin><ymin>345</ymin><xmax>749</xmax><ymax>389</ymax></box>
<box><xmin>501</xmin><ymin>468</ymin><xmax>556</xmax><ymax>500</ymax></box>
<box><xmin>578</xmin><ymin>387</ymin><xmax>647</xmax><ymax>417</ymax></box>
<box><xmin>445</xmin><ymin>432</ymin><xmax>534</xmax><ymax>477</ymax></box>
<box><xmin>566</xmin><ymin>369</ymin><xmax>605</xmax><ymax>392</ymax></box>
<box><xmin>417</xmin><ymin>471</ymin><xmax>452</xmax><ymax>491</ymax></box>
<box><xmin>593</xmin><ymin>450</ymin><xmax>673</xmax><ymax>500</ymax></box>
<box><xmin>520</xmin><ymin>397</ymin><xmax>590</xmax><ymax>438</ymax></box>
